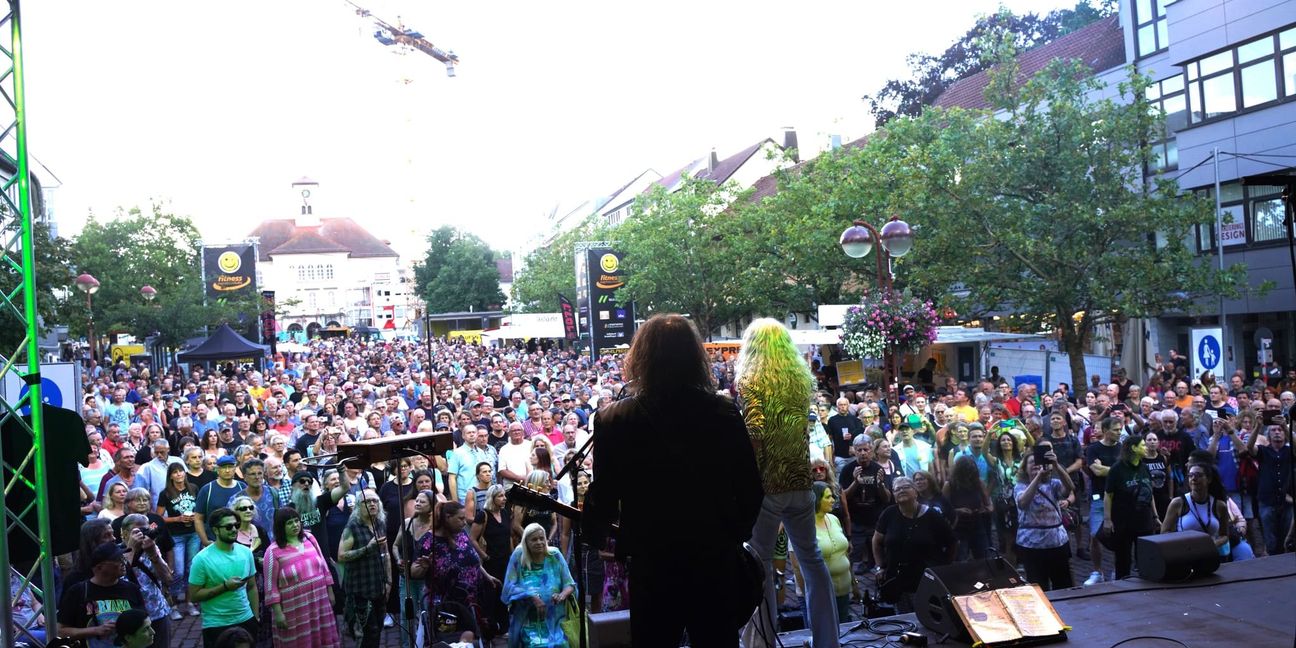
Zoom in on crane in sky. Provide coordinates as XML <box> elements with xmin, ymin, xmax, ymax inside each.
<box><xmin>346</xmin><ymin>0</ymin><xmax>460</xmax><ymax>77</ymax></box>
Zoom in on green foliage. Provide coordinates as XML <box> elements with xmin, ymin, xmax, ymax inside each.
<box><xmin>413</xmin><ymin>226</ymin><xmax>457</xmax><ymax>297</ymax></box>
<box><xmin>510</xmin><ymin>219</ymin><xmax>608</xmax><ymax>314</ymax></box>
<box><xmin>415</xmin><ymin>227</ymin><xmax>505</xmax><ymax>313</ymax></box>
<box><xmin>741</xmin><ymin>149</ymin><xmax>898</xmax><ymax>311</ymax></box>
<box><xmin>617</xmin><ymin>175</ymin><xmax>774</xmax><ymax>338</ymax></box>
<box><xmin>0</xmin><ymin>218</ymin><xmax>72</xmax><ymax>360</ymax></box>
<box><xmin>788</xmin><ymin>55</ymin><xmax>1247</xmax><ymax>389</ymax></box>
<box><xmin>69</xmin><ymin>204</ymin><xmax>264</xmax><ymax>349</ymax></box>
<box><xmin>862</xmin><ymin>0</ymin><xmax>1114</xmax><ymax>127</ymax></box>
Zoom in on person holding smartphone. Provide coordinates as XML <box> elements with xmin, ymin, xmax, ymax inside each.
<box><xmin>1014</xmin><ymin>440</ymin><xmax>1075</xmax><ymax>590</ymax></box>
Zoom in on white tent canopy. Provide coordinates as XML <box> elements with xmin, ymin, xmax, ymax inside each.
<box><xmin>816</xmin><ymin>305</ymin><xmax>1046</xmax><ymax>345</ymax></box>
<box><xmin>930</xmin><ymin>326</ymin><xmax>1046</xmax><ymax>345</ymax></box>
<box><xmin>482</xmin><ymin>313</ymin><xmax>566</xmax><ymax>343</ymax></box>
<box><xmin>788</xmin><ymin>328</ymin><xmax>842</xmax><ymax>346</ymax></box>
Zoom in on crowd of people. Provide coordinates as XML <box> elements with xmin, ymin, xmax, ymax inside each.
<box><xmin>817</xmin><ymin>359</ymin><xmax>1295</xmax><ymax>613</ymax></box>
<box><xmin>22</xmin><ymin>328</ymin><xmax>1295</xmax><ymax>647</ymax></box>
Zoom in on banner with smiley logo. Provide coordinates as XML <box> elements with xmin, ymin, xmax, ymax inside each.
<box><xmin>202</xmin><ymin>244</ymin><xmax>258</xmax><ymax>300</ymax></box>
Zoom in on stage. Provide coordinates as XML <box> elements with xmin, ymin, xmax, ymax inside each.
<box><xmin>777</xmin><ymin>555</ymin><xmax>1296</xmax><ymax>647</ymax></box>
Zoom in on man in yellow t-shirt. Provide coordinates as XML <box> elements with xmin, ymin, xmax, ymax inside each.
<box><xmin>949</xmin><ymin>388</ymin><xmax>979</xmax><ymax>424</ymax></box>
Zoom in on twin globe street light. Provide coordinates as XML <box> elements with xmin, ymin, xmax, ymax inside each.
<box><xmin>839</xmin><ymin>216</ymin><xmax>916</xmax><ymax>389</ymax></box>
<box><xmin>75</xmin><ymin>274</ymin><xmax>158</xmax><ymax>364</ymax></box>
<box><xmin>75</xmin><ymin>273</ymin><xmax>100</xmax><ymax>363</ymax></box>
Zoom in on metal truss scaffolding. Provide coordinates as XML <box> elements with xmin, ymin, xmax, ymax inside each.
<box><xmin>0</xmin><ymin>1</ymin><xmax>57</xmax><ymax>646</ymax></box>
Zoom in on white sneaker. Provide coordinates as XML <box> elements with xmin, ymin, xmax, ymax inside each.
<box><xmin>1083</xmin><ymin>571</ymin><xmax>1103</xmax><ymax>586</ymax></box>
<box><xmin>383</xmin><ymin>613</ymin><xmax>395</xmax><ymax>628</ymax></box>
<box><xmin>188</xmin><ymin>603</ymin><xmax>201</xmax><ymax>617</ymax></box>
<box><xmin>169</xmin><ymin>608</ymin><xmax>183</xmax><ymax>621</ymax></box>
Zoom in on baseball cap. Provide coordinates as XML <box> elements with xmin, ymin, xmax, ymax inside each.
<box><xmin>905</xmin><ymin>414</ymin><xmax>924</xmax><ymax>429</ymax></box>
<box><xmin>91</xmin><ymin>542</ymin><xmax>125</xmax><ymax>566</ymax></box>
<box><xmin>216</xmin><ymin>455</ymin><xmax>238</xmax><ymax>467</ymax></box>
<box><xmin>434</xmin><ymin>422</ymin><xmax>450</xmax><ymax>431</ymax></box>
<box><xmin>291</xmin><ymin>471</ymin><xmax>314</xmax><ymax>484</ymax></box>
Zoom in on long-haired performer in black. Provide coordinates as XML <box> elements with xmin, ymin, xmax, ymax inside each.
<box><xmin>587</xmin><ymin>313</ymin><xmax>764</xmax><ymax>647</ymax></box>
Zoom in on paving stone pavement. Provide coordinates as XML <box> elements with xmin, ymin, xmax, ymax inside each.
<box><xmin>166</xmin><ymin>610</ymin><xmax>510</xmax><ymax>647</ymax></box>
<box><xmin>165</xmin><ymin>534</ymin><xmax>1258</xmax><ymax>646</ymax></box>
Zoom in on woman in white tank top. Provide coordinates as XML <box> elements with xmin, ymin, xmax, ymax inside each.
<box><xmin>1160</xmin><ymin>463</ymin><xmax>1231</xmax><ymax>557</ymax></box>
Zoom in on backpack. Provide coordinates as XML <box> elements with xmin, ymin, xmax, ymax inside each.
<box><xmin>1236</xmin><ymin>448</ymin><xmax>1261</xmax><ymax>494</ymax></box>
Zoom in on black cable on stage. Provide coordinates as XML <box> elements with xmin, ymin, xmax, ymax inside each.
<box><xmin>1108</xmin><ymin>635</ymin><xmax>1191</xmax><ymax>648</ymax></box>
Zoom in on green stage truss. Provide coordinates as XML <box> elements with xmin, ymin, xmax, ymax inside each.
<box><xmin>0</xmin><ymin>1</ymin><xmax>56</xmax><ymax>646</ymax></box>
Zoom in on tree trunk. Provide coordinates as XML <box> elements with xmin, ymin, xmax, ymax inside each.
<box><xmin>1062</xmin><ymin>323</ymin><xmax>1089</xmax><ymax>398</ymax></box>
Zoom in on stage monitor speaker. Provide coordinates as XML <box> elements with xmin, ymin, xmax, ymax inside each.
<box><xmin>914</xmin><ymin>556</ymin><xmax>1024</xmax><ymax>639</ymax></box>
<box><xmin>589</xmin><ymin>609</ymin><xmax>631</xmax><ymax>648</ymax></box>
<box><xmin>1136</xmin><ymin>530</ymin><xmax>1220</xmax><ymax>582</ymax></box>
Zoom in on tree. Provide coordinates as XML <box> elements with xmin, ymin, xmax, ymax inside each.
<box><xmin>415</xmin><ymin>228</ymin><xmax>505</xmax><ymax>313</ymax></box>
<box><xmin>510</xmin><ymin>219</ymin><xmax>608</xmax><ymax>314</ymax></box>
<box><xmin>412</xmin><ymin>226</ymin><xmax>457</xmax><ymax>297</ymax></box>
<box><xmin>0</xmin><ymin>218</ymin><xmax>71</xmax><ymax>360</ymax></box>
<box><xmin>862</xmin><ymin>1</ymin><xmax>1113</xmax><ymax>127</ymax></box>
<box><xmin>773</xmin><ymin>56</ymin><xmax>1248</xmax><ymax>391</ymax></box>
<box><xmin>70</xmin><ymin>204</ymin><xmax>263</xmax><ymax>352</ymax></box>
<box><xmin>616</xmin><ymin>175</ymin><xmax>769</xmax><ymax>338</ymax></box>
<box><xmin>740</xmin><ymin>149</ymin><xmax>901</xmax><ymax>313</ymax></box>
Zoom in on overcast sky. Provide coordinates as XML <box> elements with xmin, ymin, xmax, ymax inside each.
<box><xmin>24</xmin><ymin>0</ymin><xmax>1077</xmax><ymax>261</ymax></box>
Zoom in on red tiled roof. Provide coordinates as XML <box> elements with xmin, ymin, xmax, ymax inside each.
<box><xmin>654</xmin><ymin>138</ymin><xmax>779</xmax><ymax>193</ymax></box>
<box><xmin>249</xmin><ymin>217</ymin><xmax>399</xmax><ymax>261</ymax></box>
<box><xmin>933</xmin><ymin>15</ymin><xmax>1126</xmax><ymax>110</ymax></box>
<box><xmin>747</xmin><ymin>133</ymin><xmax>873</xmax><ymax>203</ymax></box>
<box><xmin>496</xmin><ymin>257</ymin><xmax>514</xmax><ymax>283</ymax></box>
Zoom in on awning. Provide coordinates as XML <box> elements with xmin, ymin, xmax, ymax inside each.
<box><xmin>487</xmin><ymin>319</ymin><xmax>566</xmax><ymax>340</ymax></box>
<box><xmin>931</xmin><ymin>326</ymin><xmax>1046</xmax><ymax>345</ymax></box>
<box><xmin>788</xmin><ymin>328</ymin><xmax>841</xmax><ymax>346</ymax></box>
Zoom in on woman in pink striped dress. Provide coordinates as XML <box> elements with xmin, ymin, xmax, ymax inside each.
<box><xmin>264</xmin><ymin>506</ymin><xmax>342</xmax><ymax>647</ymax></box>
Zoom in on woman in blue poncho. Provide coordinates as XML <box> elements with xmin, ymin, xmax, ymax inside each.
<box><xmin>501</xmin><ymin>522</ymin><xmax>577</xmax><ymax>647</ymax></box>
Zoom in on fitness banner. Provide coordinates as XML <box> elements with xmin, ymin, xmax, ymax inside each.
<box><xmin>202</xmin><ymin>244</ymin><xmax>258</xmax><ymax>300</ymax></box>
<box><xmin>583</xmin><ymin>246</ymin><xmax>635</xmax><ymax>359</ymax></box>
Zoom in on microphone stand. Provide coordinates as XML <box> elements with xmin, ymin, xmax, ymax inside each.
<box><xmin>400</xmin><ymin>475</ymin><xmax>417</xmax><ymax>648</ymax></box>
<box><xmin>553</xmin><ymin>434</ymin><xmax>593</xmax><ymax>648</ymax></box>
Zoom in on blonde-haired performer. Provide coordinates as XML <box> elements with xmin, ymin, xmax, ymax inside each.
<box><xmin>738</xmin><ymin>318</ymin><xmax>840</xmax><ymax>648</ymax></box>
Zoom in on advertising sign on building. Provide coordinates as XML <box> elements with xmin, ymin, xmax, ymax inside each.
<box><xmin>581</xmin><ymin>246</ymin><xmax>635</xmax><ymax>360</ymax></box>
<box><xmin>1219</xmin><ymin>221</ymin><xmax>1246</xmax><ymax>247</ymax></box>
<box><xmin>202</xmin><ymin>244</ymin><xmax>258</xmax><ymax>300</ymax></box>
<box><xmin>1190</xmin><ymin>327</ymin><xmax>1223</xmax><ymax>383</ymax></box>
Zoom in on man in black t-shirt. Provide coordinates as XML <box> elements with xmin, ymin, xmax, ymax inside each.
<box><xmin>827</xmin><ymin>397</ymin><xmax>865</xmax><ymax>474</ymax></box>
<box><xmin>840</xmin><ymin>435</ymin><xmax>890</xmax><ymax>573</ymax></box>
<box><xmin>1083</xmin><ymin>417</ymin><xmax>1121</xmax><ymax>585</ymax></box>
<box><xmin>288</xmin><ymin>469</ymin><xmax>351</xmax><ymax>559</ymax></box>
<box><xmin>56</xmin><ymin>542</ymin><xmax>145</xmax><ymax>648</ymax></box>
<box><xmin>216</xmin><ymin>424</ymin><xmax>242</xmax><ymax>454</ymax></box>
<box><xmin>293</xmin><ymin>414</ymin><xmax>322</xmax><ymax>457</ymax></box>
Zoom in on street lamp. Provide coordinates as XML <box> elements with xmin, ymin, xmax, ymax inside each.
<box><xmin>839</xmin><ymin>216</ymin><xmax>916</xmax><ymax>387</ymax></box>
<box><xmin>75</xmin><ymin>273</ymin><xmax>101</xmax><ymax>363</ymax></box>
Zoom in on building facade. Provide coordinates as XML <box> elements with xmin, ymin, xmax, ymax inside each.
<box><xmin>1130</xmin><ymin>0</ymin><xmax>1296</xmax><ymax>382</ymax></box>
<box><xmin>250</xmin><ymin>179</ymin><xmax>412</xmax><ymax>338</ymax></box>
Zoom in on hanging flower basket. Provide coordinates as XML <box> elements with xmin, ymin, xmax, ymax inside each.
<box><xmin>841</xmin><ymin>291</ymin><xmax>939</xmax><ymax>359</ymax></box>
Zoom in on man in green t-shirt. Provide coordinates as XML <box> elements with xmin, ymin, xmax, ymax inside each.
<box><xmin>188</xmin><ymin>506</ymin><xmax>259</xmax><ymax>647</ymax></box>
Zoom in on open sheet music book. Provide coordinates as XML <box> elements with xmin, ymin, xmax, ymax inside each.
<box><xmin>952</xmin><ymin>584</ymin><xmax>1067</xmax><ymax>646</ymax></box>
